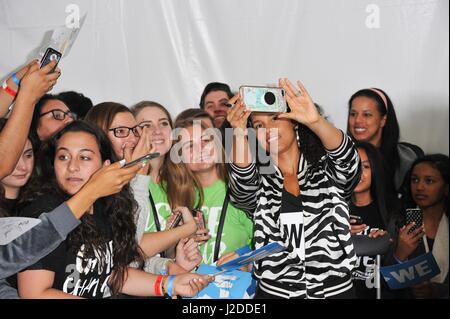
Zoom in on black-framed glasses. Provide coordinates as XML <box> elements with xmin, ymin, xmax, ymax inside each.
<box><xmin>39</xmin><ymin>109</ymin><xmax>77</xmax><ymax>121</ymax></box>
<box><xmin>109</xmin><ymin>125</ymin><xmax>142</xmax><ymax>138</ymax></box>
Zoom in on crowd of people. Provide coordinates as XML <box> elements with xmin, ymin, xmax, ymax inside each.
<box><xmin>0</xmin><ymin>58</ymin><xmax>448</xmax><ymax>299</ymax></box>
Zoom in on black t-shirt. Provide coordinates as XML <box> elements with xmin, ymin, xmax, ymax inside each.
<box><xmin>350</xmin><ymin>201</ymin><xmax>385</xmax><ymax>231</ymax></box>
<box><xmin>19</xmin><ymin>194</ymin><xmax>115</xmax><ymax>299</ymax></box>
<box><xmin>350</xmin><ymin>201</ymin><xmax>386</xmax><ymax>299</ymax></box>
<box><xmin>2</xmin><ymin>198</ymin><xmax>18</xmax><ymax>215</ymax></box>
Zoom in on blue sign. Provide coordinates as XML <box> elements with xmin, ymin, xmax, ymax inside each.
<box><xmin>218</xmin><ymin>242</ymin><xmax>285</xmax><ymax>272</ymax></box>
<box><xmin>380</xmin><ymin>252</ymin><xmax>440</xmax><ymax>290</ymax></box>
<box><xmin>192</xmin><ymin>264</ymin><xmax>256</xmax><ymax>299</ymax></box>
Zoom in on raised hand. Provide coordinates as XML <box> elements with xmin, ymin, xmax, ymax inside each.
<box><xmin>172</xmin><ymin>273</ymin><xmax>213</xmax><ymax>297</ymax></box>
<box><xmin>7</xmin><ymin>60</ymin><xmax>36</xmax><ymax>91</ymax></box>
<box><xmin>66</xmin><ymin>161</ymin><xmax>142</xmax><ymax>220</ymax></box>
<box><xmin>190</xmin><ymin>216</ymin><xmax>211</xmax><ymax>244</ymax></box>
<box><xmin>350</xmin><ymin>223</ymin><xmax>367</xmax><ymax>235</ymax></box>
<box><xmin>368</xmin><ymin>229</ymin><xmax>387</xmax><ymax>238</ymax></box>
<box><xmin>130</xmin><ymin>126</ymin><xmax>154</xmax><ymax>174</ymax></box>
<box><xmin>175</xmin><ymin>238</ymin><xmax>202</xmax><ymax>272</ymax></box>
<box><xmin>277</xmin><ymin>78</ymin><xmax>321</xmax><ymax>126</ymax></box>
<box><xmin>226</xmin><ymin>94</ymin><xmax>251</xmax><ymax>133</ymax></box>
<box><xmin>394</xmin><ymin>222</ymin><xmax>425</xmax><ymax>261</ymax></box>
<box><xmin>85</xmin><ymin>160</ymin><xmax>142</xmax><ymax>199</ymax></box>
<box><xmin>18</xmin><ymin>60</ymin><xmax>61</xmax><ymax>104</ymax></box>
<box><xmin>173</xmin><ymin>206</ymin><xmax>197</xmax><ymax>235</ymax></box>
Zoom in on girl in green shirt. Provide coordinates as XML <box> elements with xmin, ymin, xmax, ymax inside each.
<box><xmin>164</xmin><ymin>114</ymin><xmax>254</xmax><ymax>264</ymax></box>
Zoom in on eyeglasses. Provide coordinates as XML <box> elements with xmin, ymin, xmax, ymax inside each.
<box><xmin>109</xmin><ymin>125</ymin><xmax>142</xmax><ymax>138</ymax></box>
<box><xmin>39</xmin><ymin>109</ymin><xmax>77</xmax><ymax>121</ymax></box>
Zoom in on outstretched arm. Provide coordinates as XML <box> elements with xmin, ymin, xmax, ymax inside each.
<box><xmin>0</xmin><ymin>60</ymin><xmax>60</xmax><ymax>179</ymax></box>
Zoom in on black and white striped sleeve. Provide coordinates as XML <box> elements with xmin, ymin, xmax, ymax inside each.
<box><xmin>227</xmin><ymin>162</ymin><xmax>260</xmax><ymax>217</ymax></box>
<box><xmin>324</xmin><ymin>131</ymin><xmax>361</xmax><ymax>200</ymax></box>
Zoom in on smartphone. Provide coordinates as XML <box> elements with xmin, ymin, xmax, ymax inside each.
<box><xmin>166</xmin><ymin>211</ymin><xmax>183</xmax><ymax>229</ymax></box>
<box><xmin>122</xmin><ymin>152</ymin><xmax>160</xmax><ymax>168</ymax></box>
<box><xmin>40</xmin><ymin>47</ymin><xmax>62</xmax><ymax>71</ymax></box>
<box><xmin>349</xmin><ymin>214</ymin><xmax>364</xmax><ymax>226</ymax></box>
<box><xmin>193</xmin><ymin>209</ymin><xmax>206</xmax><ymax>230</ymax></box>
<box><xmin>239</xmin><ymin>86</ymin><xmax>287</xmax><ymax>113</ymax></box>
<box><xmin>405</xmin><ymin>208</ymin><xmax>423</xmax><ymax>234</ymax></box>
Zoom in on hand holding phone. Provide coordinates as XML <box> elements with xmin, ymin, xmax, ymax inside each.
<box><xmin>122</xmin><ymin>152</ymin><xmax>160</xmax><ymax>168</ymax></box>
<box><xmin>192</xmin><ymin>209</ymin><xmax>206</xmax><ymax>230</ymax></box>
<box><xmin>350</xmin><ymin>214</ymin><xmax>364</xmax><ymax>226</ymax></box>
<box><xmin>40</xmin><ymin>48</ymin><xmax>62</xmax><ymax>73</ymax></box>
<box><xmin>239</xmin><ymin>86</ymin><xmax>287</xmax><ymax>113</ymax></box>
<box><xmin>166</xmin><ymin>211</ymin><xmax>183</xmax><ymax>229</ymax></box>
<box><xmin>405</xmin><ymin>208</ymin><xmax>423</xmax><ymax>234</ymax></box>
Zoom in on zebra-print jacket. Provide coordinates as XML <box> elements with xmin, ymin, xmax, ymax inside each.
<box><xmin>228</xmin><ymin>133</ymin><xmax>361</xmax><ymax>298</ymax></box>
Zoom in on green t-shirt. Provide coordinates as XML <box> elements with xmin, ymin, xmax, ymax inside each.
<box><xmin>145</xmin><ymin>180</ymin><xmax>172</xmax><ymax>233</ymax></box>
<box><xmin>197</xmin><ymin>180</ymin><xmax>254</xmax><ymax>265</ymax></box>
<box><xmin>145</xmin><ymin>179</ymin><xmax>254</xmax><ymax>265</ymax></box>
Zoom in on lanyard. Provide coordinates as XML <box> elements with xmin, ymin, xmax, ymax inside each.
<box><xmin>150</xmin><ymin>186</ymin><xmax>230</xmax><ymax>262</ymax></box>
<box><xmin>148</xmin><ymin>190</ymin><xmax>166</xmax><ymax>258</ymax></box>
<box><xmin>213</xmin><ymin>190</ymin><xmax>230</xmax><ymax>262</ymax></box>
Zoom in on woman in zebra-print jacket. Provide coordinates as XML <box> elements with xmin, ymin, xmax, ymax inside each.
<box><xmin>224</xmin><ymin>78</ymin><xmax>361</xmax><ymax>299</ymax></box>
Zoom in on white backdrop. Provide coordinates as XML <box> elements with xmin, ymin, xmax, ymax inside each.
<box><xmin>1</xmin><ymin>0</ymin><xmax>448</xmax><ymax>154</ymax></box>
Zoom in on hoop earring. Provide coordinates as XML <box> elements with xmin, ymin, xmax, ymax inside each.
<box><xmin>295</xmin><ymin>125</ymin><xmax>301</xmax><ymax>148</ymax></box>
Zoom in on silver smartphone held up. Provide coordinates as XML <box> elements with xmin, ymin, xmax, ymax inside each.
<box><xmin>122</xmin><ymin>152</ymin><xmax>160</xmax><ymax>168</ymax></box>
<box><xmin>239</xmin><ymin>86</ymin><xmax>287</xmax><ymax>113</ymax></box>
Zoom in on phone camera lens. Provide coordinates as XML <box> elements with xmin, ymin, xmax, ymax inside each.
<box><xmin>50</xmin><ymin>54</ymin><xmax>59</xmax><ymax>61</ymax></box>
<box><xmin>264</xmin><ymin>91</ymin><xmax>276</xmax><ymax>105</ymax></box>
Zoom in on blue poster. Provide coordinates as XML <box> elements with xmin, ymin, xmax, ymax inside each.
<box><xmin>217</xmin><ymin>242</ymin><xmax>286</xmax><ymax>272</ymax></box>
<box><xmin>192</xmin><ymin>264</ymin><xmax>256</xmax><ymax>299</ymax></box>
<box><xmin>380</xmin><ymin>252</ymin><xmax>441</xmax><ymax>290</ymax></box>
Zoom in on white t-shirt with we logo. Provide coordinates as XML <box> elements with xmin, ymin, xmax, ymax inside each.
<box><xmin>279</xmin><ymin>189</ymin><xmax>305</xmax><ymax>260</ymax></box>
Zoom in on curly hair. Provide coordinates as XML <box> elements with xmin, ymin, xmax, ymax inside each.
<box><xmin>18</xmin><ymin>120</ymin><xmax>144</xmax><ymax>297</ymax></box>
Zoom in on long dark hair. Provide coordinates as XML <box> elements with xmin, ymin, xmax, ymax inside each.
<box><xmin>405</xmin><ymin>154</ymin><xmax>449</xmax><ymax>216</ymax></box>
<box><xmin>354</xmin><ymin>142</ymin><xmax>389</xmax><ymax>226</ymax></box>
<box><xmin>295</xmin><ymin>123</ymin><xmax>326</xmax><ymax>164</ymax></box>
<box><xmin>19</xmin><ymin>120</ymin><xmax>143</xmax><ymax>297</ymax></box>
<box><xmin>347</xmin><ymin>88</ymin><xmax>400</xmax><ymax>192</ymax></box>
<box><xmin>0</xmin><ymin>118</ymin><xmax>38</xmax><ymax>217</ymax></box>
